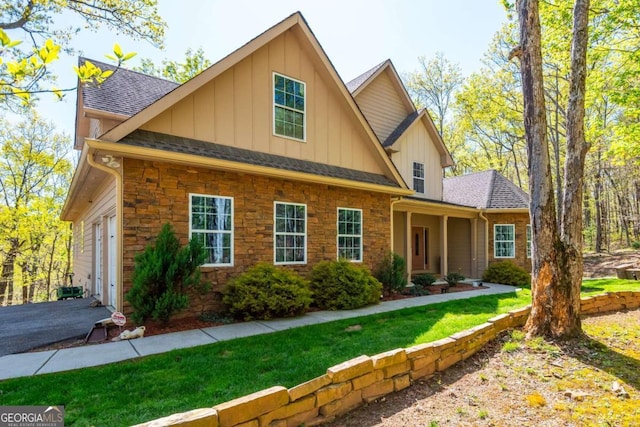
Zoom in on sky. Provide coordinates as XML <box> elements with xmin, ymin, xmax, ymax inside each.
<box><xmin>28</xmin><ymin>0</ymin><xmax>509</xmax><ymax>140</ymax></box>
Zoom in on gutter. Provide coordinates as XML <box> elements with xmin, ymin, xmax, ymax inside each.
<box><xmin>86</xmin><ymin>144</ymin><xmax>123</xmax><ymax>311</ymax></box>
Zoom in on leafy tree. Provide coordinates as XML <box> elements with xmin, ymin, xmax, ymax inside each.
<box><xmin>135</xmin><ymin>47</ymin><xmax>212</xmax><ymax>83</ymax></box>
<box><xmin>126</xmin><ymin>223</ymin><xmax>208</xmax><ymax>325</ymax></box>
<box><xmin>0</xmin><ymin>112</ymin><xmax>72</xmax><ymax>305</ymax></box>
<box><xmin>0</xmin><ymin>0</ymin><xmax>166</xmax><ymax>108</ymax></box>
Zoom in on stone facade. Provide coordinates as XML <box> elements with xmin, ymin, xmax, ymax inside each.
<box><xmin>121</xmin><ymin>158</ymin><xmax>392</xmax><ymax>316</ymax></box>
<box><xmin>486</xmin><ymin>212</ymin><xmax>532</xmax><ymax>272</ymax></box>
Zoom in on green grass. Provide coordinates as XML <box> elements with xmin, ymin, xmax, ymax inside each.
<box><xmin>0</xmin><ymin>279</ymin><xmax>637</xmax><ymax>426</ymax></box>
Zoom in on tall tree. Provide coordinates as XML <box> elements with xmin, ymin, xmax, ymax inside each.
<box><xmin>0</xmin><ymin>112</ymin><xmax>71</xmax><ymax>305</ymax></box>
<box><xmin>135</xmin><ymin>47</ymin><xmax>212</xmax><ymax>83</ymax></box>
<box><xmin>513</xmin><ymin>0</ymin><xmax>590</xmax><ymax>338</ymax></box>
<box><xmin>0</xmin><ymin>0</ymin><xmax>165</xmax><ymax>108</ymax></box>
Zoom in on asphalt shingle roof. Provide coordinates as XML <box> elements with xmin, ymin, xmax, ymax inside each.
<box><xmin>442</xmin><ymin>170</ymin><xmax>529</xmax><ymax>209</ymax></box>
<box><xmin>383</xmin><ymin>110</ymin><xmax>421</xmax><ymax>147</ymax></box>
<box><xmin>345</xmin><ymin>60</ymin><xmax>387</xmax><ymax>93</ymax></box>
<box><xmin>80</xmin><ymin>57</ymin><xmax>179</xmax><ymax>117</ymax></box>
<box><xmin>120</xmin><ymin>130</ymin><xmax>400</xmax><ymax>188</ymax></box>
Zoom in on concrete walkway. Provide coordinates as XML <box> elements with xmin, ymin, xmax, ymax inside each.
<box><xmin>0</xmin><ymin>283</ymin><xmax>519</xmax><ymax>381</ymax></box>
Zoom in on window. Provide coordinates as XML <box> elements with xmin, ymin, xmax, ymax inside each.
<box><xmin>190</xmin><ymin>194</ymin><xmax>233</xmax><ymax>266</ymax></box>
<box><xmin>337</xmin><ymin>208</ymin><xmax>362</xmax><ymax>262</ymax></box>
<box><xmin>526</xmin><ymin>224</ymin><xmax>532</xmax><ymax>258</ymax></box>
<box><xmin>274</xmin><ymin>202</ymin><xmax>306</xmax><ymax>264</ymax></box>
<box><xmin>413</xmin><ymin>162</ymin><xmax>425</xmax><ymax>193</ymax></box>
<box><xmin>274</xmin><ymin>73</ymin><xmax>305</xmax><ymax>141</ymax></box>
<box><xmin>494</xmin><ymin>224</ymin><xmax>515</xmax><ymax>258</ymax></box>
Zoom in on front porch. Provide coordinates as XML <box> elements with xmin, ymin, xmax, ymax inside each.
<box><xmin>392</xmin><ymin>199</ymin><xmax>487</xmax><ymax>280</ymax></box>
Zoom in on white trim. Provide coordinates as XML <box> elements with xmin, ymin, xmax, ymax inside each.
<box><xmin>336</xmin><ymin>207</ymin><xmax>363</xmax><ymax>262</ymax></box>
<box><xmin>494</xmin><ymin>224</ymin><xmax>515</xmax><ymax>258</ymax></box>
<box><xmin>272</xmin><ymin>72</ymin><xmax>307</xmax><ymax>142</ymax></box>
<box><xmin>273</xmin><ymin>201</ymin><xmax>307</xmax><ymax>265</ymax></box>
<box><xmin>189</xmin><ymin>193</ymin><xmax>234</xmax><ymax>267</ymax></box>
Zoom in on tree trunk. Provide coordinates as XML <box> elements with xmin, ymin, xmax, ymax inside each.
<box><xmin>558</xmin><ymin>0</ymin><xmax>590</xmax><ymax>336</ymax></box>
<box><xmin>516</xmin><ymin>0</ymin><xmax>563</xmax><ymax>337</ymax></box>
<box><xmin>0</xmin><ymin>240</ymin><xmax>18</xmax><ymax>306</ymax></box>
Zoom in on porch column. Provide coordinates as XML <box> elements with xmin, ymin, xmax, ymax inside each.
<box><xmin>471</xmin><ymin>218</ymin><xmax>478</xmax><ymax>278</ymax></box>
<box><xmin>405</xmin><ymin>212</ymin><xmax>412</xmax><ymax>277</ymax></box>
<box><xmin>440</xmin><ymin>215</ymin><xmax>448</xmax><ymax>275</ymax></box>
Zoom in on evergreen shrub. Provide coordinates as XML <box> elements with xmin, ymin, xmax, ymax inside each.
<box><xmin>310</xmin><ymin>259</ymin><xmax>382</xmax><ymax>310</ymax></box>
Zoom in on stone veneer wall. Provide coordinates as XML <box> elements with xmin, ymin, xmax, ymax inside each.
<box><xmin>134</xmin><ymin>291</ymin><xmax>640</xmax><ymax>427</ymax></box>
<box><xmin>121</xmin><ymin>158</ymin><xmax>392</xmax><ymax>316</ymax></box>
<box><xmin>486</xmin><ymin>212</ymin><xmax>532</xmax><ymax>273</ymax></box>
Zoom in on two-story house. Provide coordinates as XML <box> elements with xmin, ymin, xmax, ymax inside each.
<box><xmin>62</xmin><ymin>12</ymin><xmax>530</xmax><ymax>314</ymax></box>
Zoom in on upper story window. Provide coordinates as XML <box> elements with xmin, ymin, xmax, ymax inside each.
<box><xmin>494</xmin><ymin>224</ymin><xmax>515</xmax><ymax>258</ymax></box>
<box><xmin>274</xmin><ymin>73</ymin><xmax>305</xmax><ymax>141</ymax></box>
<box><xmin>337</xmin><ymin>208</ymin><xmax>363</xmax><ymax>262</ymax></box>
<box><xmin>413</xmin><ymin>162</ymin><xmax>425</xmax><ymax>194</ymax></box>
<box><xmin>274</xmin><ymin>202</ymin><xmax>306</xmax><ymax>264</ymax></box>
<box><xmin>190</xmin><ymin>194</ymin><xmax>233</xmax><ymax>266</ymax></box>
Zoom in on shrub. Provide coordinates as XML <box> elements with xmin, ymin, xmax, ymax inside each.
<box><xmin>310</xmin><ymin>259</ymin><xmax>382</xmax><ymax>310</ymax></box>
<box><xmin>374</xmin><ymin>252</ymin><xmax>407</xmax><ymax>295</ymax></box>
<box><xmin>482</xmin><ymin>261</ymin><xmax>531</xmax><ymax>286</ymax></box>
<box><xmin>412</xmin><ymin>273</ymin><xmax>437</xmax><ymax>287</ymax></box>
<box><xmin>223</xmin><ymin>263</ymin><xmax>312</xmax><ymax>321</ymax></box>
<box><xmin>632</xmin><ymin>241</ymin><xmax>640</xmax><ymax>250</ymax></box>
<box><xmin>126</xmin><ymin>223</ymin><xmax>209</xmax><ymax>325</ymax></box>
<box><xmin>444</xmin><ymin>271</ymin><xmax>465</xmax><ymax>287</ymax></box>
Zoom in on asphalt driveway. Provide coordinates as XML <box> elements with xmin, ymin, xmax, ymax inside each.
<box><xmin>0</xmin><ymin>298</ymin><xmax>111</xmax><ymax>356</ymax></box>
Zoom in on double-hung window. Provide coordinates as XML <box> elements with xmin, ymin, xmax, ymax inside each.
<box><xmin>494</xmin><ymin>224</ymin><xmax>515</xmax><ymax>258</ymax></box>
<box><xmin>274</xmin><ymin>202</ymin><xmax>306</xmax><ymax>264</ymax></box>
<box><xmin>337</xmin><ymin>208</ymin><xmax>362</xmax><ymax>262</ymax></box>
<box><xmin>190</xmin><ymin>194</ymin><xmax>233</xmax><ymax>266</ymax></box>
<box><xmin>526</xmin><ymin>224</ymin><xmax>532</xmax><ymax>258</ymax></box>
<box><xmin>274</xmin><ymin>73</ymin><xmax>305</xmax><ymax>141</ymax></box>
<box><xmin>413</xmin><ymin>162</ymin><xmax>425</xmax><ymax>194</ymax></box>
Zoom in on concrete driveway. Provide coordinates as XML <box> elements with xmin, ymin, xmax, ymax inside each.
<box><xmin>0</xmin><ymin>298</ymin><xmax>111</xmax><ymax>356</ymax></box>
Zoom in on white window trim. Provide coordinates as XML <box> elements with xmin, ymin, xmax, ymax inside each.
<box><xmin>189</xmin><ymin>193</ymin><xmax>234</xmax><ymax>267</ymax></box>
<box><xmin>273</xmin><ymin>201</ymin><xmax>307</xmax><ymax>265</ymax></box>
<box><xmin>336</xmin><ymin>207</ymin><xmax>363</xmax><ymax>262</ymax></box>
<box><xmin>494</xmin><ymin>224</ymin><xmax>515</xmax><ymax>259</ymax></box>
<box><xmin>272</xmin><ymin>72</ymin><xmax>307</xmax><ymax>142</ymax></box>
<box><xmin>526</xmin><ymin>224</ymin><xmax>532</xmax><ymax>259</ymax></box>
<box><xmin>413</xmin><ymin>161</ymin><xmax>425</xmax><ymax>194</ymax></box>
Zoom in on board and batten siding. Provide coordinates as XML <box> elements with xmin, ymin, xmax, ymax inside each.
<box><xmin>71</xmin><ymin>177</ymin><xmax>116</xmax><ymax>303</ymax></box>
<box><xmin>139</xmin><ymin>30</ymin><xmax>386</xmax><ymax>176</ymax></box>
<box><xmin>390</xmin><ymin>122</ymin><xmax>443</xmax><ymax>200</ymax></box>
<box><xmin>353</xmin><ymin>69</ymin><xmax>412</xmax><ymax>143</ymax></box>
<box><xmin>447</xmin><ymin>217</ymin><xmax>472</xmax><ymax>278</ymax></box>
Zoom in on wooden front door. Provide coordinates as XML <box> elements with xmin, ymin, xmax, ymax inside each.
<box><xmin>411</xmin><ymin>227</ymin><xmax>429</xmax><ymax>271</ymax></box>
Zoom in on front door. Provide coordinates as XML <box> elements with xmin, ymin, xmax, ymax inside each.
<box><xmin>94</xmin><ymin>223</ymin><xmax>102</xmax><ymax>299</ymax></box>
<box><xmin>107</xmin><ymin>215</ymin><xmax>116</xmax><ymax>307</ymax></box>
<box><xmin>411</xmin><ymin>226</ymin><xmax>429</xmax><ymax>271</ymax></box>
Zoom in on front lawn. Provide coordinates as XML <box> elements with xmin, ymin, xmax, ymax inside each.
<box><xmin>0</xmin><ymin>279</ymin><xmax>638</xmax><ymax>426</ymax></box>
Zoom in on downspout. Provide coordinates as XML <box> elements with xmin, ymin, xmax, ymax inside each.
<box><xmin>86</xmin><ymin>148</ymin><xmax>123</xmax><ymax>311</ymax></box>
<box><xmin>478</xmin><ymin>210</ymin><xmax>489</xmax><ymax>273</ymax></box>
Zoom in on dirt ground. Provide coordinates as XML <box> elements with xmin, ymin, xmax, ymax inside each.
<box><xmin>324</xmin><ymin>310</ymin><xmax>640</xmax><ymax>427</ymax></box>
<box><xmin>583</xmin><ymin>249</ymin><xmax>640</xmax><ymax>278</ymax></box>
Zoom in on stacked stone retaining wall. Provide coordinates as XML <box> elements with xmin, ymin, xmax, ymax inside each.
<box><xmin>135</xmin><ymin>291</ymin><xmax>640</xmax><ymax>427</ymax></box>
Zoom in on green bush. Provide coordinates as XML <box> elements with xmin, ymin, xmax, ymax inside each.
<box><xmin>310</xmin><ymin>259</ymin><xmax>382</xmax><ymax>310</ymax></box>
<box><xmin>374</xmin><ymin>252</ymin><xmax>407</xmax><ymax>295</ymax></box>
<box><xmin>223</xmin><ymin>263</ymin><xmax>312</xmax><ymax>321</ymax></box>
<box><xmin>482</xmin><ymin>261</ymin><xmax>531</xmax><ymax>286</ymax></box>
<box><xmin>412</xmin><ymin>273</ymin><xmax>437</xmax><ymax>287</ymax></box>
<box><xmin>632</xmin><ymin>241</ymin><xmax>640</xmax><ymax>250</ymax></box>
<box><xmin>126</xmin><ymin>223</ymin><xmax>209</xmax><ymax>325</ymax></box>
<box><xmin>444</xmin><ymin>271</ymin><xmax>465</xmax><ymax>287</ymax></box>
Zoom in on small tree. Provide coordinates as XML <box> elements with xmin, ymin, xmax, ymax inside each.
<box><xmin>126</xmin><ymin>223</ymin><xmax>208</xmax><ymax>325</ymax></box>
<box><xmin>374</xmin><ymin>252</ymin><xmax>407</xmax><ymax>295</ymax></box>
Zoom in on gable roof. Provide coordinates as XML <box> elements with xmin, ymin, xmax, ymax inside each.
<box><xmin>442</xmin><ymin>170</ymin><xmax>529</xmax><ymax>210</ymax></box>
<box><xmin>80</xmin><ymin>58</ymin><xmax>179</xmax><ymax>117</ymax></box>
<box><xmin>346</xmin><ymin>60</ymin><xmax>387</xmax><ymax>93</ymax></box>
<box><xmin>92</xmin><ymin>12</ymin><xmax>406</xmax><ymax>190</ymax></box>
